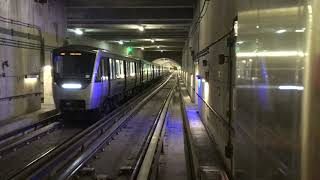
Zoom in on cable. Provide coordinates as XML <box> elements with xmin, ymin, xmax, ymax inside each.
<box><xmin>195</xmin><ymin>28</ymin><xmax>234</xmax><ymax>59</ymax></box>
<box><xmin>189</xmin><ymin>0</ymin><xmax>211</xmax><ymax>37</ymax></box>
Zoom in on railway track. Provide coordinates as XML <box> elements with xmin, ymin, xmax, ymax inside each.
<box><xmin>0</xmin><ymin>74</ymin><xmax>174</xmax><ymax>180</ymax></box>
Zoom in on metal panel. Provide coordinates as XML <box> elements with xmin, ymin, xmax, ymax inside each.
<box><xmin>235</xmin><ymin>1</ymin><xmax>307</xmax><ymax>179</ymax></box>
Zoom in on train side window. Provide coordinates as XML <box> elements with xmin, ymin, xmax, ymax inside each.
<box><xmin>120</xmin><ymin>60</ymin><xmax>124</xmax><ymax>78</ymax></box>
<box><xmin>130</xmin><ymin>62</ymin><xmax>135</xmax><ymax>76</ymax></box>
<box><xmin>103</xmin><ymin>58</ymin><xmax>109</xmax><ymax>80</ymax></box>
<box><xmin>111</xmin><ymin>59</ymin><xmax>117</xmax><ymax>79</ymax></box>
<box><xmin>109</xmin><ymin>59</ymin><xmax>112</xmax><ymax>79</ymax></box>
<box><xmin>126</xmin><ymin>61</ymin><xmax>130</xmax><ymax>77</ymax></box>
<box><xmin>116</xmin><ymin>59</ymin><xmax>124</xmax><ymax>79</ymax></box>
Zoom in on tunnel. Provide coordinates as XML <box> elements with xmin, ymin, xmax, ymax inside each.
<box><xmin>0</xmin><ymin>1</ymin><xmax>319</xmax><ymax>180</ymax></box>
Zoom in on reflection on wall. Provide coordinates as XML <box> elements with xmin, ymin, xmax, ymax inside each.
<box><xmin>234</xmin><ymin>1</ymin><xmax>307</xmax><ymax>180</ymax></box>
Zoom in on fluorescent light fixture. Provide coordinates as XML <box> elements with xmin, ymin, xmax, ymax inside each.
<box><xmin>237</xmin><ymin>41</ymin><xmax>245</xmax><ymax>45</ymax></box>
<box><xmin>70</xmin><ymin>53</ymin><xmax>82</xmax><ymax>56</ymax></box>
<box><xmin>74</xmin><ymin>29</ymin><xmax>83</xmax><ymax>35</ymax></box>
<box><xmin>276</xmin><ymin>29</ymin><xmax>287</xmax><ymax>34</ymax></box>
<box><xmin>24</xmin><ymin>74</ymin><xmax>39</xmax><ymax>84</ymax></box>
<box><xmin>43</xmin><ymin>65</ymin><xmax>52</xmax><ymax>71</ymax></box>
<box><xmin>278</xmin><ymin>85</ymin><xmax>304</xmax><ymax>91</ymax></box>
<box><xmin>138</xmin><ymin>26</ymin><xmax>145</xmax><ymax>32</ymax></box>
<box><xmin>236</xmin><ymin>85</ymin><xmax>304</xmax><ymax>91</ymax></box>
<box><xmin>62</xmin><ymin>83</ymin><xmax>82</xmax><ymax>89</ymax></box>
<box><xmin>295</xmin><ymin>28</ymin><xmax>306</xmax><ymax>32</ymax></box>
<box><xmin>242</xmin><ymin>60</ymin><xmax>246</xmax><ymax>63</ymax></box>
<box><xmin>150</xmin><ymin>39</ymin><xmax>155</xmax><ymax>43</ymax></box>
<box><xmin>118</xmin><ymin>40</ymin><xmax>124</xmax><ymax>45</ymax></box>
<box><xmin>237</xmin><ymin>51</ymin><xmax>305</xmax><ymax>58</ymax></box>
<box><xmin>25</xmin><ymin>74</ymin><xmax>39</xmax><ymax>79</ymax></box>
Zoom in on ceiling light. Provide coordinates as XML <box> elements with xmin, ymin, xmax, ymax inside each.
<box><xmin>118</xmin><ymin>40</ymin><xmax>124</xmax><ymax>45</ymax></box>
<box><xmin>141</xmin><ymin>47</ymin><xmax>144</xmax><ymax>50</ymax></box>
<box><xmin>138</xmin><ymin>26</ymin><xmax>145</xmax><ymax>32</ymax></box>
<box><xmin>295</xmin><ymin>28</ymin><xmax>306</xmax><ymax>32</ymax></box>
<box><xmin>256</xmin><ymin>25</ymin><xmax>260</xmax><ymax>29</ymax></box>
<box><xmin>74</xmin><ymin>28</ymin><xmax>83</xmax><ymax>35</ymax></box>
<box><xmin>237</xmin><ymin>41</ymin><xmax>244</xmax><ymax>45</ymax></box>
<box><xmin>150</xmin><ymin>39</ymin><xmax>155</xmax><ymax>43</ymax></box>
<box><xmin>157</xmin><ymin>45</ymin><xmax>160</xmax><ymax>49</ymax></box>
<box><xmin>276</xmin><ymin>29</ymin><xmax>287</xmax><ymax>34</ymax></box>
<box><xmin>161</xmin><ymin>50</ymin><xmax>164</xmax><ymax>53</ymax></box>
<box><xmin>237</xmin><ymin>51</ymin><xmax>305</xmax><ymax>58</ymax></box>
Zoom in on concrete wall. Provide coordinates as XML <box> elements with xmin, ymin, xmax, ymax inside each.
<box><xmin>0</xmin><ymin>0</ymin><xmax>66</xmax><ymax>122</ymax></box>
<box><xmin>181</xmin><ymin>0</ymin><xmax>237</xmax><ymax>175</ymax></box>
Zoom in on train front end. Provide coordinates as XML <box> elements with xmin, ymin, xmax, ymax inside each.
<box><xmin>52</xmin><ymin>49</ymin><xmax>97</xmax><ymax>112</ymax></box>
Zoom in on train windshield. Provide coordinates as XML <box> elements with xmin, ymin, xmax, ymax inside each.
<box><xmin>53</xmin><ymin>52</ymin><xmax>96</xmax><ymax>79</ymax></box>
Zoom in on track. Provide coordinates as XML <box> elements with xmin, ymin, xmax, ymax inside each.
<box><xmin>73</xmin><ymin>77</ymin><xmax>176</xmax><ymax>180</ymax></box>
<box><xmin>0</xmin><ymin>119</ymin><xmax>87</xmax><ymax>179</ymax></box>
<box><xmin>1</xmin><ymin>74</ymin><xmax>174</xmax><ymax>180</ymax></box>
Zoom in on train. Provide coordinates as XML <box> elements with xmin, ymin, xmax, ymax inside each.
<box><xmin>52</xmin><ymin>45</ymin><xmax>169</xmax><ymax>113</ymax></box>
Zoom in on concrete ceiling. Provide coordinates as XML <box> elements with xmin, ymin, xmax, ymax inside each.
<box><xmin>66</xmin><ymin>0</ymin><xmax>195</xmax><ymax>55</ymax></box>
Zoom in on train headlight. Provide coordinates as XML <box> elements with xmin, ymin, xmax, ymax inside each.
<box><xmin>62</xmin><ymin>83</ymin><xmax>82</xmax><ymax>89</ymax></box>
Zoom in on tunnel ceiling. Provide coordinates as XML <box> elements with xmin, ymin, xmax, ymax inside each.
<box><xmin>66</xmin><ymin>0</ymin><xmax>195</xmax><ymax>54</ymax></box>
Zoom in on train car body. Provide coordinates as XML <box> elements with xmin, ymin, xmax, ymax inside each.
<box><xmin>52</xmin><ymin>45</ymin><xmax>168</xmax><ymax>112</ymax></box>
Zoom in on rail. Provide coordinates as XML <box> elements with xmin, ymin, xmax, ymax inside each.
<box><xmin>9</xmin><ymin>74</ymin><xmax>173</xmax><ymax>180</ymax></box>
<box><xmin>131</xmin><ymin>80</ymin><xmax>175</xmax><ymax>180</ymax></box>
<box><xmin>0</xmin><ymin>114</ymin><xmax>59</xmax><ymax>143</ymax></box>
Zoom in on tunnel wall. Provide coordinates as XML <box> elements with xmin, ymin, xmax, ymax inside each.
<box><xmin>0</xmin><ymin>0</ymin><xmax>66</xmax><ymax>122</ymax></box>
<box><xmin>182</xmin><ymin>0</ymin><xmax>311</xmax><ymax>180</ymax></box>
<box><xmin>181</xmin><ymin>0</ymin><xmax>237</xmax><ymax>174</ymax></box>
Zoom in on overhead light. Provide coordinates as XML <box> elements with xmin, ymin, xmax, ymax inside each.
<box><xmin>141</xmin><ymin>47</ymin><xmax>144</xmax><ymax>50</ymax></box>
<box><xmin>150</xmin><ymin>39</ymin><xmax>155</xmax><ymax>43</ymax></box>
<box><xmin>43</xmin><ymin>65</ymin><xmax>52</xmax><ymax>71</ymax></box>
<box><xmin>276</xmin><ymin>29</ymin><xmax>287</xmax><ymax>34</ymax></box>
<box><xmin>161</xmin><ymin>50</ymin><xmax>164</xmax><ymax>53</ymax></box>
<box><xmin>295</xmin><ymin>28</ymin><xmax>306</xmax><ymax>32</ymax></box>
<box><xmin>138</xmin><ymin>26</ymin><xmax>145</xmax><ymax>32</ymax></box>
<box><xmin>256</xmin><ymin>25</ymin><xmax>260</xmax><ymax>29</ymax></box>
<box><xmin>237</xmin><ymin>41</ymin><xmax>244</xmax><ymax>45</ymax></box>
<box><xmin>157</xmin><ymin>45</ymin><xmax>160</xmax><ymax>49</ymax></box>
<box><xmin>278</xmin><ymin>85</ymin><xmax>304</xmax><ymax>91</ymax></box>
<box><xmin>74</xmin><ymin>28</ymin><xmax>83</xmax><ymax>35</ymax></box>
<box><xmin>237</xmin><ymin>51</ymin><xmax>305</xmax><ymax>58</ymax></box>
<box><xmin>62</xmin><ymin>83</ymin><xmax>82</xmax><ymax>89</ymax></box>
<box><xmin>25</xmin><ymin>74</ymin><xmax>39</xmax><ymax>79</ymax></box>
<box><xmin>118</xmin><ymin>40</ymin><xmax>124</xmax><ymax>45</ymax></box>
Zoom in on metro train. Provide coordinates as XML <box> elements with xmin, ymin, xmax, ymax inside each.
<box><xmin>52</xmin><ymin>45</ymin><xmax>168</xmax><ymax>113</ymax></box>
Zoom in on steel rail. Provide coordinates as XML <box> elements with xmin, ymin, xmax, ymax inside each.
<box><xmin>130</xmin><ymin>78</ymin><xmax>175</xmax><ymax>180</ymax></box>
<box><xmin>0</xmin><ymin>122</ymin><xmax>61</xmax><ymax>157</ymax></box>
<box><xmin>0</xmin><ymin>114</ymin><xmax>60</xmax><ymax>144</ymax></box>
<box><xmin>55</xmin><ymin>75</ymin><xmax>174</xmax><ymax>180</ymax></box>
<box><xmin>135</xmin><ymin>82</ymin><xmax>175</xmax><ymax>180</ymax></box>
<box><xmin>9</xmin><ymin>75</ymin><xmax>172</xmax><ymax>180</ymax></box>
